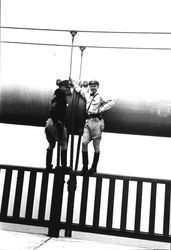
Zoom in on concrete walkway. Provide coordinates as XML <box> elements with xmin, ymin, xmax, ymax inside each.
<box><xmin>0</xmin><ymin>229</ymin><xmax>170</xmax><ymax>250</ymax></box>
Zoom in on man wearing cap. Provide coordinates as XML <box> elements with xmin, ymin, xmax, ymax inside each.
<box><xmin>45</xmin><ymin>79</ymin><xmax>72</xmax><ymax>171</ymax></box>
<box><xmin>73</xmin><ymin>80</ymin><xmax>114</xmax><ymax>174</ymax></box>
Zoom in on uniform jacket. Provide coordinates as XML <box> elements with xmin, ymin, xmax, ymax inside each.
<box><xmin>49</xmin><ymin>88</ymin><xmax>67</xmax><ymax>124</ymax></box>
<box><xmin>73</xmin><ymin>83</ymin><xmax>114</xmax><ymax>114</ymax></box>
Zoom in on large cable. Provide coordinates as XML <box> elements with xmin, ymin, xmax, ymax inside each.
<box><xmin>2</xmin><ymin>40</ymin><xmax>171</xmax><ymax>51</ymax></box>
<box><xmin>2</xmin><ymin>26</ymin><xmax>171</xmax><ymax>35</ymax></box>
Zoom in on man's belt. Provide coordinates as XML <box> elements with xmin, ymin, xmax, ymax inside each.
<box><xmin>86</xmin><ymin>113</ymin><xmax>102</xmax><ymax>119</ymax></box>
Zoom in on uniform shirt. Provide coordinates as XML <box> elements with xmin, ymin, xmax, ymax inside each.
<box><xmin>74</xmin><ymin>83</ymin><xmax>114</xmax><ymax>114</ymax></box>
<box><xmin>49</xmin><ymin>88</ymin><xmax>66</xmax><ymax>124</ymax></box>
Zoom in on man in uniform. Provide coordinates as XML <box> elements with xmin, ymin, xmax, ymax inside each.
<box><xmin>45</xmin><ymin>79</ymin><xmax>72</xmax><ymax>171</ymax></box>
<box><xmin>73</xmin><ymin>80</ymin><xmax>114</xmax><ymax>174</ymax></box>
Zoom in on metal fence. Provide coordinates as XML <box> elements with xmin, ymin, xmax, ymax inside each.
<box><xmin>0</xmin><ymin>164</ymin><xmax>171</xmax><ymax>242</ymax></box>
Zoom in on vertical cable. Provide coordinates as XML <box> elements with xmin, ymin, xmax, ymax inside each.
<box><xmin>69</xmin><ymin>31</ymin><xmax>77</xmax><ymax>170</ymax></box>
<box><xmin>79</xmin><ymin>46</ymin><xmax>86</xmax><ymax>80</ymax></box>
<box><xmin>74</xmin><ymin>46</ymin><xmax>86</xmax><ymax>171</ymax></box>
<box><xmin>69</xmin><ymin>30</ymin><xmax>77</xmax><ymax>79</ymax></box>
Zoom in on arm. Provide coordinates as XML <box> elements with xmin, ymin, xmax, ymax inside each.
<box><xmin>71</xmin><ymin>80</ymin><xmax>89</xmax><ymax>99</ymax></box>
<box><xmin>99</xmin><ymin>98</ymin><xmax>115</xmax><ymax>113</ymax></box>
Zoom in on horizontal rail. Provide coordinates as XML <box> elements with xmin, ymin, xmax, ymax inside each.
<box><xmin>64</xmin><ymin>223</ymin><xmax>171</xmax><ymax>243</ymax></box>
<box><xmin>1</xmin><ymin>164</ymin><xmax>171</xmax><ymax>184</ymax></box>
<box><xmin>1</xmin><ymin>164</ymin><xmax>171</xmax><ymax>242</ymax></box>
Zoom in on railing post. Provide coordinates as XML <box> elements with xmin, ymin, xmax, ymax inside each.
<box><xmin>134</xmin><ymin>181</ymin><xmax>143</xmax><ymax>233</ymax></box>
<box><xmin>48</xmin><ymin>168</ymin><xmax>65</xmax><ymax>237</ymax></box>
<box><xmin>65</xmin><ymin>172</ymin><xmax>77</xmax><ymax>237</ymax></box>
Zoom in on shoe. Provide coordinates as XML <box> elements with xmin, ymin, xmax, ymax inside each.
<box><xmin>85</xmin><ymin>152</ymin><xmax>99</xmax><ymax>175</ymax></box>
<box><xmin>85</xmin><ymin>166</ymin><xmax>97</xmax><ymax>175</ymax></box>
<box><xmin>46</xmin><ymin>149</ymin><xmax>53</xmax><ymax>170</ymax></box>
<box><xmin>80</xmin><ymin>166</ymin><xmax>88</xmax><ymax>175</ymax></box>
<box><xmin>46</xmin><ymin>164</ymin><xmax>53</xmax><ymax>171</ymax></box>
<box><xmin>81</xmin><ymin>152</ymin><xmax>88</xmax><ymax>175</ymax></box>
<box><xmin>62</xmin><ymin>166</ymin><xmax>71</xmax><ymax>173</ymax></box>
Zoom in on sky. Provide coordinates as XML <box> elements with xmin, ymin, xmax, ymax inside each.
<box><xmin>1</xmin><ymin>0</ymin><xmax>171</xmax><ymax>180</ymax></box>
<box><xmin>2</xmin><ymin>0</ymin><xmax>171</xmax><ymax>100</ymax></box>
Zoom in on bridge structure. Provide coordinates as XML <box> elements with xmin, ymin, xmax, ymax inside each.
<box><xmin>0</xmin><ymin>163</ymin><xmax>171</xmax><ymax>243</ymax></box>
<box><xmin>2</xmin><ymin>21</ymin><xmax>171</xmax><ymax>250</ymax></box>
<box><xmin>1</xmin><ymin>60</ymin><xmax>171</xmax><ymax>243</ymax></box>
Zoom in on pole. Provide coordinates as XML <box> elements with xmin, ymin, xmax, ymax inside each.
<box><xmin>74</xmin><ymin>46</ymin><xmax>86</xmax><ymax>171</ymax></box>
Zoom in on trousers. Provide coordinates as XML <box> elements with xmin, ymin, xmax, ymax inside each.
<box><xmin>82</xmin><ymin>118</ymin><xmax>104</xmax><ymax>150</ymax></box>
<box><xmin>45</xmin><ymin>118</ymin><xmax>67</xmax><ymax>150</ymax></box>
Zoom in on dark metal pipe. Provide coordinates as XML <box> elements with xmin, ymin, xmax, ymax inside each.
<box><xmin>1</xmin><ymin>86</ymin><xmax>171</xmax><ymax>137</ymax></box>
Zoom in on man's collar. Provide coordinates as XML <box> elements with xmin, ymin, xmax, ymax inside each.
<box><xmin>90</xmin><ymin>92</ymin><xmax>98</xmax><ymax>96</ymax></box>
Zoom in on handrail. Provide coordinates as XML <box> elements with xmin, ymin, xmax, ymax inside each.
<box><xmin>1</xmin><ymin>163</ymin><xmax>171</xmax><ymax>242</ymax></box>
<box><xmin>1</xmin><ymin>163</ymin><xmax>171</xmax><ymax>183</ymax></box>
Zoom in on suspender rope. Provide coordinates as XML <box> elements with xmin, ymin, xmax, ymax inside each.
<box><xmin>74</xmin><ymin>46</ymin><xmax>86</xmax><ymax>171</ymax></box>
<box><xmin>69</xmin><ymin>30</ymin><xmax>77</xmax><ymax>170</ymax></box>
<box><xmin>69</xmin><ymin>30</ymin><xmax>77</xmax><ymax>78</ymax></box>
<box><xmin>57</xmin><ymin>31</ymin><xmax>77</xmax><ymax>169</ymax></box>
<box><xmin>79</xmin><ymin>46</ymin><xmax>86</xmax><ymax>80</ymax></box>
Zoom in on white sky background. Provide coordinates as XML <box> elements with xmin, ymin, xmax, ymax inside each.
<box><xmin>1</xmin><ymin>0</ymin><xmax>171</xmax><ymax>179</ymax></box>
